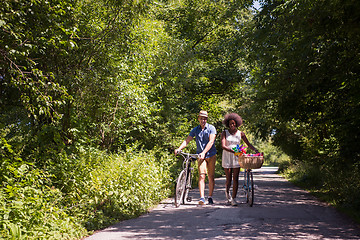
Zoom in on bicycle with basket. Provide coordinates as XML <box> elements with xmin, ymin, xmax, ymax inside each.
<box><xmin>234</xmin><ymin>145</ymin><xmax>264</xmax><ymax>207</ymax></box>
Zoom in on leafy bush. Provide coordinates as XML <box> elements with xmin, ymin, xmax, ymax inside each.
<box><xmin>279</xmin><ymin>159</ymin><xmax>360</xmax><ymax>223</ymax></box>
<box><xmin>71</xmin><ymin>147</ymin><xmax>172</xmax><ymax>231</ymax></box>
<box><xmin>279</xmin><ymin>160</ymin><xmax>324</xmax><ymax>189</ymax></box>
<box><xmin>1</xmin><ymin>137</ymin><xmax>173</xmax><ymax>239</ymax></box>
<box><xmin>0</xmin><ymin>139</ymin><xmax>86</xmax><ymax>239</ymax></box>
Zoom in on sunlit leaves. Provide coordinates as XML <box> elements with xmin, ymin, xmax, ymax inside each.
<box><xmin>0</xmin><ymin>0</ymin><xmax>76</xmax><ymax>127</ymax></box>
<box><xmin>246</xmin><ymin>0</ymin><xmax>360</xmax><ymax>162</ymax></box>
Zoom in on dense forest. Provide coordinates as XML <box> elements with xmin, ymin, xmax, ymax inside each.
<box><xmin>1</xmin><ymin>0</ymin><xmax>359</xmax><ymax>238</ymax></box>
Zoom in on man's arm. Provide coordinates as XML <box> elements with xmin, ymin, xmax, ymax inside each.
<box><xmin>174</xmin><ymin>135</ymin><xmax>193</xmax><ymax>155</ymax></box>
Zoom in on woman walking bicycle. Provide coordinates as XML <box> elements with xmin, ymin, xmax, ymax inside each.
<box><xmin>221</xmin><ymin>113</ymin><xmax>258</xmax><ymax>206</ymax></box>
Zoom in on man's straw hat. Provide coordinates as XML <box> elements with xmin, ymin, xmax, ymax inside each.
<box><xmin>199</xmin><ymin>110</ymin><xmax>208</xmax><ymax>118</ymax></box>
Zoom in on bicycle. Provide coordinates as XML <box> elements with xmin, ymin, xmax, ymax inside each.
<box><xmin>238</xmin><ymin>153</ymin><xmax>264</xmax><ymax>207</ymax></box>
<box><xmin>174</xmin><ymin>151</ymin><xmax>199</xmax><ymax>207</ymax></box>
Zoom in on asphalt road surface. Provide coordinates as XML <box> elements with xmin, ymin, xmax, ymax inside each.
<box><xmin>85</xmin><ymin>167</ymin><xmax>360</xmax><ymax>239</ymax></box>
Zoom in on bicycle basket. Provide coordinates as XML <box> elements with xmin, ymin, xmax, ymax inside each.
<box><xmin>238</xmin><ymin>155</ymin><xmax>264</xmax><ymax>169</ymax></box>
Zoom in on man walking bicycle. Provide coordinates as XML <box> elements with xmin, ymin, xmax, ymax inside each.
<box><xmin>175</xmin><ymin>110</ymin><xmax>217</xmax><ymax>205</ymax></box>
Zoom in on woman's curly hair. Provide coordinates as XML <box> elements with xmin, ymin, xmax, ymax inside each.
<box><xmin>222</xmin><ymin>113</ymin><xmax>243</xmax><ymax>128</ymax></box>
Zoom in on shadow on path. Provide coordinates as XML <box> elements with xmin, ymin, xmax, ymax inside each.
<box><xmin>85</xmin><ymin>167</ymin><xmax>360</xmax><ymax>240</ymax></box>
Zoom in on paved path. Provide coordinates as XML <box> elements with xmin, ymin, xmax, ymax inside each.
<box><xmin>85</xmin><ymin>167</ymin><xmax>360</xmax><ymax>239</ymax></box>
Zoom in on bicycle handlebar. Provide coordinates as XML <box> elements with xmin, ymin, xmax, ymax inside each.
<box><xmin>177</xmin><ymin>150</ymin><xmax>199</xmax><ymax>159</ymax></box>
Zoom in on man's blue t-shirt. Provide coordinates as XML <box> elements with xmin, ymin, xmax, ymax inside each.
<box><xmin>189</xmin><ymin>123</ymin><xmax>217</xmax><ymax>158</ymax></box>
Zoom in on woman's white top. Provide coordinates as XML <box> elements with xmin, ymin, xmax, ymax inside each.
<box><xmin>222</xmin><ymin>130</ymin><xmax>241</xmax><ymax>168</ymax></box>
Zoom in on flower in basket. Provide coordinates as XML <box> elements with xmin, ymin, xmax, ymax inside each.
<box><xmin>233</xmin><ymin>144</ymin><xmax>247</xmax><ymax>156</ymax></box>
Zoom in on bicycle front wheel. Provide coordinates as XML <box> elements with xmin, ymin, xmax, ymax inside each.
<box><xmin>246</xmin><ymin>170</ymin><xmax>254</xmax><ymax>207</ymax></box>
<box><xmin>175</xmin><ymin>170</ymin><xmax>186</xmax><ymax>207</ymax></box>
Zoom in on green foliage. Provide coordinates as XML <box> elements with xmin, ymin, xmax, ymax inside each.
<box><xmin>0</xmin><ymin>139</ymin><xmax>86</xmax><ymax>239</ymax></box>
<box><xmin>0</xmin><ymin>0</ymin><xmax>75</xmax><ymax>123</ymax></box>
<box><xmin>279</xmin><ymin>159</ymin><xmax>360</xmax><ymax>222</ymax></box>
<box><xmin>242</xmin><ymin>0</ymin><xmax>360</xmax><ymax>221</ymax></box>
<box><xmin>1</xmin><ymin>0</ymin><xmax>176</xmax><ymax>236</ymax></box>
<box><xmin>0</xmin><ymin>139</ymin><xmax>173</xmax><ymax>238</ymax></box>
<box><xmin>154</xmin><ymin>0</ymin><xmax>254</xmax><ymax>99</ymax></box>
<box><xmin>245</xmin><ymin>0</ymin><xmax>360</xmax><ymax>162</ymax></box>
<box><xmin>254</xmin><ymin>137</ymin><xmax>290</xmax><ymax>166</ymax></box>
<box><xmin>68</xmin><ymin>147</ymin><xmax>172</xmax><ymax>231</ymax></box>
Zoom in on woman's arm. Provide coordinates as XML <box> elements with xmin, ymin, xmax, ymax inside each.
<box><xmin>241</xmin><ymin>132</ymin><xmax>259</xmax><ymax>153</ymax></box>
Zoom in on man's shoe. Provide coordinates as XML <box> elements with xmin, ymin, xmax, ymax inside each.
<box><xmin>198</xmin><ymin>198</ymin><xmax>206</xmax><ymax>205</ymax></box>
<box><xmin>208</xmin><ymin>197</ymin><xmax>214</xmax><ymax>205</ymax></box>
<box><xmin>231</xmin><ymin>198</ymin><xmax>238</xmax><ymax>206</ymax></box>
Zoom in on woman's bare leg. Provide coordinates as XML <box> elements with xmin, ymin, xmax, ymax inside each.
<box><xmin>232</xmin><ymin>167</ymin><xmax>240</xmax><ymax>198</ymax></box>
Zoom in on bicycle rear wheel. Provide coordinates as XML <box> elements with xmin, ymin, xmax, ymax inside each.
<box><xmin>183</xmin><ymin>166</ymin><xmax>192</xmax><ymax>203</ymax></box>
<box><xmin>175</xmin><ymin>170</ymin><xmax>186</xmax><ymax>207</ymax></box>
